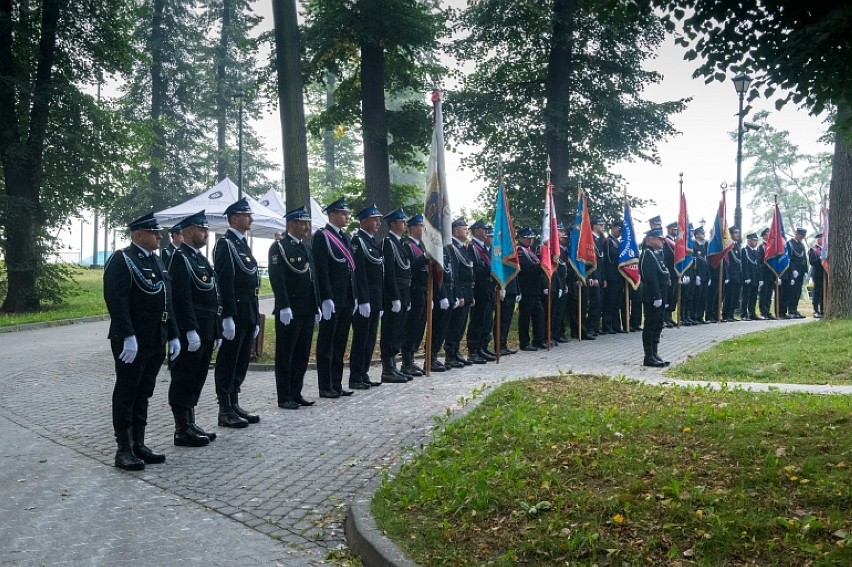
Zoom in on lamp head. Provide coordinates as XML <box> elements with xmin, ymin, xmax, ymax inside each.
<box><xmin>732</xmin><ymin>73</ymin><xmax>752</xmax><ymax>95</ymax></box>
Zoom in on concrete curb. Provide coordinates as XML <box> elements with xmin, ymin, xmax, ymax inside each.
<box><xmin>0</xmin><ymin>314</ymin><xmax>111</xmax><ymax>333</ymax></box>
<box><xmin>346</xmin><ymin>480</ymin><xmax>421</xmax><ymax>567</ymax></box>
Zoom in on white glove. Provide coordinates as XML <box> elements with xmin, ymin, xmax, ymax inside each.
<box><xmin>379</xmin><ymin>310</ymin><xmax>384</xmax><ymax>318</ymax></box>
<box><xmin>682</xmin><ymin>276</ymin><xmax>690</xmax><ymax>285</ymax></box>
<box><xmin>222</xmin><ymin>317</ymin><xmax>236</xmax><ymax>340</ymax></box>
<box><xmin>168</xmin><ymin>338</ymin><xmax>181</xmax><ymax>361</ymax></box>
<box><xmin>653</xmin><ymin>299</ymin><xmax>663</xmax><ymax>308</ymax></box>
<box><xmin>696</xmin><ymin>276</ymin><xmax>702</xmax><ymax>286</ymax></box>
<box><xmin>665</xmin><ymin>303</ymin><xmax>670</xmax><ymax>309</ymax></box>
<box><xmin>407</xmin><ymin>304</ymin><xmax>411</xmax><ymax>311</ymax></box>
<box><xmin>744</xmin><ymin>279</ymin><xmax>751</xmax><ymax>284</ymax></box>
<box><xmin>315</xmin><ymin>309</ymin><xmax>322</xmax><ymax>324</ymax></box>
<box><xmin>724</xmin><ymin>279</ymin><xmax>729</xmax><ymax>284</ymax></box>
<box><xmin>358</xmin><ymin>303</ymin><xmax>371</xmax><ymax>318</ymax></box>
<box><xmin>186</xmin><ymin>330</ymin><xmax>201</xmax><ymax>352</ymax></box>
<box><xmin>279</xmin><ymin>307</ymin><xmax>293</xmax><ymax>326</ymax></box>
<box><xmin>119</xmin><ymin>335</ymin><xmax>138</xmax><ymax>364</ymax></box>
<box><xmin>558</xmin><ymin>289</ymin><xmax>563</xmax><ymax>298</ymax></box>
<box><xmin>516</xmin><ymin>295</ymin><xmax>522</xmax><ymax>302</ymax></box>
<box><xmin>790</xmin><ymin>278</ymin><xmax>795</xmax><ymax>285</ymax></box>
<box><xmin>758</xmin><ymin>280</ymin><xmax>764</xmax><ymax>288</ymax></box>
<box><xmin>499</xmin><ymin>289</ymin><xmax>506</xmax><ymax>300</ymax></box>
<box><xmin>777</xmin><ymin>279</ymin><xmax>782</xmax><ymax>285</ymax></box>
<box><xmin>439</xmin><ymin>297</ymin><xmax>450</xmax><ymax>310</ymax></box>
<box><xmin>321</xmin><ymin>299</ymin><xmax>335</xmax><ymax>320</ymax></box>
<box><xmin>793</xmin><ymin>270</ymin><xmax>799</xmax><ymax>278</ymax></box>
<box><xmin>214</xmin><ymin>339</ymin><xmax>222</xmax><ymax>351</ymax></box>
<box><xmin>391</xmin><ymin>299</ymin><xmax>401</xmax><ymax>313</ymax></box>
<box><xmin>253</xmin><ymin>324</ymin><xmax>260</xmax><ymax>338</ymax></box>
<box><xmin>543</xmin><ymin>288</ymin><xmax>549</xmax><ymax>295</ymax></box>
<box><xmin>453</xmin><ymin>299</ymin><xmax>460</xmax><ymax>309</ymax></box>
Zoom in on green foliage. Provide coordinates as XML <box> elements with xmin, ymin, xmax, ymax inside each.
<box><xmin>669</xmin><ymin>319</ymin><xmax>852</xmax><ymax>385</ymax></box>
<box><xmin>741</xmin><ymin>111</ymin><xmax>832</xmax><ymax>234</ymax></box>
<box><xmin>374</xmin><ymin>376</ymin><xmax>852</xmax><ymax>565</ymax></box>
<box><xmin>448</xmin><ymin>0</ymin><xmax>686</xmax><ymax>227</ymax></box>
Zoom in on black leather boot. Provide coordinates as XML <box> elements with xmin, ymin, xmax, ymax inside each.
<box><xmin>401</xmin><ymin>352</ymin><xmax>424</xmax><ymax>376</ymax></box>
<box><xmin>218</xmin><ymin>396</ymin><xmax>249</xmax><ymax>428</ymax></box>
<box><xmin>230</xmin><ymin>393</ymin><xmax>260</xmax><ymax>424</ymax></box>
<box><xmin>188</xmin><ymin>407</ymin><xmax>216</xmax><ymax>441</ymax></box>
<box><xmin>381</xmin><ymin>357</ymin><xmax>407</xmax><ymax>383</ymax></box>
<box><xmin>392</xmin><ymin>355</ymin><xmax>413</xmax><ymax>381</ymax></box>
<box><xmin>172</xmin><ymin>407</ymin><xmax>209</xmax><ymax>447</ymax></box>
<box><xmin>114</xmin><ymin>428</ymin><xmax>145</xmax><ymax>471</ymax></box>
<box><xmin>643</xmin><ymin>344</ymin><xmax>665</xmax><ymax>367</ymax></box>
<box><xmin>445</xmin><ymin>350</ymin><xmax>464</xmax><ymax>368</ymax></box>
<box><xmin>430</xmin><ymin>353</ymin><xmax>447</xmax><ymax>372</ymax></box>
<box><xmin>653</xmin><ymin>342</ymin><xmax>670</xmax><ymax>366</ymax></box>
<box><xmin>131</xmin><ymin>426</ymin><xmax>166</xmax><ymax>464</ymax></box>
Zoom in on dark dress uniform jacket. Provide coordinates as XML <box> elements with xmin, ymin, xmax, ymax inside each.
<box><xmin>383</xmin><ymin>232</ymin><xmax>413</xmax><ymax>308</ymax></box>
<box><xmin>269</xmin><ymin>237</ymin><xmax>320</xmax><ymax>318</ymax></box>
<box><xmin>313</xmin><ymin>224</ymin><xmax>356</xmax><ymax>308</ymax></box>
<box><xmin>517</xmin><ymin>245</ymin><xmax>546</xmax><ymax>295</ymax></box>
<box><xmin>170</xmin><ymin>244</ymin><xmax>222</xmax><ymax>342</ymax></box>
<box><xmin>214</xmin><ymin>230</ymin><xmax>260</xmax><ymax>325</ymax></box>
<box><xmin>447</xmin><ymin>239</ymin><xmax>474</xmax><ymax>303</ymax></box>
<box><xmin>352</xmin><ymin>229</ymin><xmax>384</xmax><ymax>308</ymax></box>
<box><xmin>640</xmin><ymin>248</ymin><xmax>670</xmax><ymax>305</ymax></box>
<box><xmin>104</xmin><ymin>244</ymin><xmax>179</xmax><ymax>347</ymax></box>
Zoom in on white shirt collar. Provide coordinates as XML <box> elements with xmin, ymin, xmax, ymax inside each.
<box><xmin>228</xmin><ymin>227</ymin><xmax>246</xmax><ymax>239</ymax></box>
<box><xmin>132</xmin><ymin>242</ymin><xmax>152</xmax><ymax>257</ymax></box>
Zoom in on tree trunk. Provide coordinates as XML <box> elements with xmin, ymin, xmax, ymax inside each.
<box><xmin>323</xmin><ymin>71</ymin><xmax>337</xmax><ymax>189</ymax></box>
<box><xmin>545</xmin><ymin>0</ymin><xmax>577</xmax><ymax>220</ymax></box>
<box><xmin>148</xmin><ymin>0</ymin><xmax>167</xmax><ymax>211</ymax></box>
<box><xmin>360</xmin><ymin>41</ymin><xmax>391</xmax><ymax>216</ymax></box>
<box><xmin>0</xmin><ymin>0</ymin><xmax>63</xmax><ymax>312</ymax></box>
<box><xmin>215</xmin><ymin>0</ymin><xmax>232</xmax><ymax>182</ymax></box>
<box><xmin>826</xmin><ymin>102</ymin><xmax>852</xmax><ymax>318</ymax></box>
<box><xmin>272</xmin><ymin>0</ymin><xmax>311</xmax><ymax>211</ymax></box>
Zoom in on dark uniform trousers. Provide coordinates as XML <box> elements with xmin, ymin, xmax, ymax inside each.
<box><xmin>351</xmin><ymin>311</ymin><xmax>380</xmax><ymax>380</ymax></box>
<box><xmin>602</xmin><ymin>277</ymin><xmax>624</xmax><ymax>331</ymax></box>
<box><xmin>640</xmin><ymin>248</ymin><xmax>670</xmax><ymax>357</ymax></box>
<box><xmin>518</xmin><ymin>294</ymin><xmax>544</xmax><ymax>347</ymax></box>
<box><xmin>213</xmin><ymin>232</ymin><xmax>260</xmax><ymax>399</ymax></box>
<box><xmin>380</xmin><ymin>234</ymin><xmax>412</xmax><ymax>358</ymax></box>
<box><xmin>783</xmin><ymin>239</ymin><xmax>807</xmax><ymax>315</ymax></box>
<box><xmin>498</xmin><ymin>294</ymin><xmax>516</xmax><ymax>349</ymax></box>
<box><xmin>275</xmin><ymin>315</ymin><xmax>314</xmax><ymax>403</ymax></box>
<box><xmin>446</xmin><ymin>300</ymin><xmax>471</xmax><ymax>354</ymax></box>
<box><xmin>381</xmin><ymin>294</ymin><xmax>410</xmax><ymax>357</ymax></box>
<box><xmin>169</xmin><ymin>341</ymin><xmax>214</xmax><ymax>411</ymax></box>
<box><xmin>104</xmin><ymin>247</ymin><xmax>177</xmax><ymax>432</ymax></box>
<box><xmin>404</xmin><ymin>284</ymin><xmax>428</xmax><ymax>354</ymax></box>
<box><xmin>468</xmin><ymin>284</ymin><xmax>494</xmax><ymax>353</ymax></box>
<box><xmin>317</xmin><ymin>308</ymin><xmax>353</xmax><ymax>392</ymax></box>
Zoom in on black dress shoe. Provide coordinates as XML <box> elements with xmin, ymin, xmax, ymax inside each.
<box><xmin>479</xmin><ymin>349</ymin><xmax>496</xmax><ymax>361</ymax></box>
<box><xmin>616</xmin><ymin>329</ymin><xmax>628</xmax><ymax>333</ymax></box>
<box><xmin>631</xmin><ymin>326</ymin><xmax>643</xmax><ymax>331</ymax></box>
<box><xmin>349</xmin><ymin>382</ymin><xmax>370</xmax><ymax>390</ymax></box>
<box><xmin>457</xmin><ymin>355</ymin><xmax>472</xmax><ymax>366</ymax></box>
<box><xmin>521</xmin><ymin>345</ymin><xmax>538</xmax><ymax>352</ymax></box>
<box><xmin>653</xmin><ymin>354</ymin><xmax>671</xmax><ymax>367</ymax></box>
<box><xmin>534</xmin><ymin>342</ymin><xmax>549</xmax><ymax>349</ymax></box>
<box><xmin>297</xmin><ymin>396</ymin><xmax>316</xmax><ymax>406</ymax></box>
<box><xmin>429</xmin><ymin>360</ymin><xmax>447</xmax><ymax>372</ymax></box>
<box><xmin>482</xmin><ymin>347</ymin><xmax>497</xmax><ymax>357</ymax></box>
<box><xmin>319</xmin><ymin>390</ymin><xmax>341</xmax><ymax>399</ymax></box>
<box><xmin>278</xmin><ymin>400</ymin><xmax>300</xmax><ymax>410</ymax></box>
<box><xmin>765</xmin><ymin>313</ymin><xmax>777</xmax><ymax>320</ymax></box>
<box><xmin>336</xmin><ymin>389</ymin><xmax>354</xmax><ymax>396</ymax></box>
<box><xmin>468</xmin><ymin>353</ymin><xmax>487</xmax><ymax>364</ymax></box>
<box><xmin>580</xmin><ymin>333</ymin><xmax>596</xmax><ymax>341</ymax></box>
<box><xmin>500</xmin><ymin>348</ymin><xmax>512</xmax><ymax>356</ymax></box>
<box><xmin>381</xmin><ymin>374</ymin><xmax>408</xmax><ymax>383</ymax></box>
<box><xmin>368</xmin><ymin>380</ymin><xmax>382</xmax><ymax>386</ymax></box>
<box><xmin>643</xmin><ymin>357</ymin><xmax>666</xmax><ymax>367</ymax></box>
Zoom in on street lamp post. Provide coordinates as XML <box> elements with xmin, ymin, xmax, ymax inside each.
<box><xmin>732</xmin><ymin>73</ymin><xmax>752</xmax><ymax>231</ymax></box>
<box><xmin>233</xmin><ymin>88</ymin><xmax>244</xmax><ymax>200</ymax></box>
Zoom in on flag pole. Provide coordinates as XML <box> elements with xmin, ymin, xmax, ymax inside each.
<box><xmin>623</xmin><ymin>190</ymin><xmax>630</xmax><ymax>334</ymax></box>
<box><xmin>577</xmin><ymin>183</ymin><xmax>584</xmax><ymax>341</ymax></box>
<box><xmin>495</xmin><ymin>161</ymin><xmax>503</xmax><ymax>363</ymax></box>
<box><xmin>677</xmin><ymin>173</ymin><xmax>683</xmax><ymax>328</ymax></box>
<box><xmin>717</xmin><ymin>262</ymin><xmax>724</xmax><ymax>322</ymax></box>
<box><xmin>546</xmin><ymin>158</ymin><xmax>553</xmax><ymax>350</ymax></box>
<box><xmin>425</xmin><ymin>262</ymin><xmax>433</xmax><ymax>375</ymax></box>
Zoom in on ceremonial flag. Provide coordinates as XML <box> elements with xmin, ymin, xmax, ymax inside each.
<box><xmin>821</xmin><ymin>207</ymin><xmax>829</xmax><ymax>272</ymax></box>
<box><xmin>422</xmin><ymin>90</ymin><xmax>452</xmax><ymax>269</ymax></box>
<box><xmin>706</xmin><ymin>192</ymin><xmax>734</xmax><ymax>269</ymax></box>
<box><xmin>491</xmin><ymin>179</ymin><xmax>520</xmax><ymax>289</ymax></box>
<box><xmin>568</xmin><ymin>190</ymin><xmax>596</xmax><ymax>283</ymax></box>
<box><xmin>764</xmin><ymin>200</ymin><xmax>790</xmax><ymax>278</ymax></box>
<box><xmin>539</xmin><ymin>182</ymin><xmax>559</xmax><ymax>278</ymax></box>
<box><xmin>618</xmin><ymin>202</ymin><xmax>641</xmax><ymax>290</ymax></box>
<box><xmin>674</xmin><ymin>192</ymin><xmax>694</xmax><ymax>276</ymax></box>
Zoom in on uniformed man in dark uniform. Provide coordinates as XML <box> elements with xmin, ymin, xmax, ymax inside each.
<box><xmin>466</xmin><ymin>219</ymin><xmax>495</xmax><ymax>363</ymax></box>
<box><xmin>601</xmin><ymin>221</ymin><xmax>624</xmax><ymax>334</ymax></box>
<box><xmin>516</xmin><ymin>227</ymin><xmax>546</xmax><ymax>350</ymax></box>
<box><xmin>550</xmin><ymin>224</ymin><xmax>570</xmax><ymax>342</ymax></box>
<box><xmin>809</xmin><ymin>232</ymin><xmax>825</xmax><ymax>318</ymax></box>
<box><xmin>690</xmin><ymin>226</ymin><xmax>710</xmax><ymax>324</ymax></box>
<box><xmin>722</xmin><ymin>226</ymin><xmax>743</xmax><ymax>321</ymax></box>
<box><xmin>401</xmin><ymin>214</ymin><xmax>432</xmax><ymax>375</ymax></box>
<box><xmin>313</xmin><ymin>198</ymin><xmax>356</xmax><ymax>398</ymax></box>
<box><xmin>741</xmin><ymin>232</ymin><xmax>760</xmax><ymax>320</ymax></box>
<box><xmin>168</xmin><ymin>211</ymin><xmax>221</xmax><ymax>447</ymax></box>
<box><xmin>162</xmin><ymin>223</ymin><xmax>183</xmax><ymax>266</ymax></box>
<box><xmin>757</xmin><ymin>227</ymin><xmax>777</xmax><ymax>319</ymax></box>
<box><xmin>380</xmin><ymin>208</ymin><xmax>414</xmax><ymax>382</ymax></box>
<box><xmin>213</xmin><ymin>197</ymin><xmax>261</xmax><ymax>428</ymax></box>
<box><xmin>103</xmin><ymin>212</ymin><xmax>180</xmax><ymax>470</ymax></box>
<box><xmin>678</xmin><ymin>223</ymin><xmax>697</xmax><ymax>326</ymax></box>
<box><xmin>783</xmin><ymin>227</ymin><xmax>808</xmax><ymax>318</ymax></box>
<box><xmin>270</xmin><ymin>207</ymin><xmax>320</xmax><ymax>409</ymax></box>
<box><xmin>639</xmin><ymin>228</ymin><xmax>670</xmax><ymax>367</ymax></box>
<box><xmin>429</xmin><ymin>241</ymin><xmax>454</xmax><ymax>371</ymax></box>
<box><xmin>586</xmin><ymin>219</ymin><xmax>606</xmax><ymax>335</ymax></box>
<box><xmin>350</xmin><ymin>204</ymin><xmax>384</xmax><ymax>388</ymax></box>
<box><xmin>662</xmin><ymin>222</ymin><xmax>678</xmax><ymax>327</ymax></box>
<box><xmin>445</xmin><ymin>218</ymin><xmax>474</xmax><ymax>365</ymax></box>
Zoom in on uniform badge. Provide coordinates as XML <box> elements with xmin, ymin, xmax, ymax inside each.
<box><xmin>202</xmin><ymin>275</ymin><xmax>208</xmax><ymax>281</ymax></box>
<box><xmin>297</xmin><ymin>257</ymin><xmax>302</xmax><ymax>262</ymax></box>
<box><xmin>271</xmin><ymin>256</ymin><xmax>278</xmax><ymax>264</ymax></box>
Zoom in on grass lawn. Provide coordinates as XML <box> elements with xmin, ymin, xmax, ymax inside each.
<box><xmin>668</xmin><ymin>319</ymin><xmax>852</xmax><ymax>386</ymax></box>
<box><xmin>373</xmin><ymin>375</ymin><xmax>852</xmax><ymax>566</ymax></box>
<box><xmin>0</xmin><ymin>267</ymin><xmax>273</xmax><ymax>328</ymax></box>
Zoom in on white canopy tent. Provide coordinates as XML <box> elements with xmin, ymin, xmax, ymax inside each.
<box><xmin>153</xmin><ymin>177</ymin><xmax>287</xmax><ymax>239</ymax></box>
<box><xmin>257</xmin><ymin>188</ymin><xmax>328</xmax><ymax>232</ymax></box>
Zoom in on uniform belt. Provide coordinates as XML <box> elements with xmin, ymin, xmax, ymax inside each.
<box><xmin>161</xmin><ymin>311</ymin><xmax>169</xmax><ymax>322</ymax></box>
<box><xmin>235</xmin><ymin>289</ymin><xmax>259</xmax><ymax>297</ymax></box>
<box><xmin>460</xmin><ymin>282</ymin><xmax>474</xmax><ymax>289</ymax></box>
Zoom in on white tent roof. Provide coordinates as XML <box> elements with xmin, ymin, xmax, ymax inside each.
<box><xmin>154</xmin><ymin>178</ymin><xmax>287</xmax><ymax>239</ymax></box>
<box><xmin>257</xmin><ymin>189</ymin><xmax>328</xmax><ymax>232</ymax></box>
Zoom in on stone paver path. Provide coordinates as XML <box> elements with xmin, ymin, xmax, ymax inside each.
<box><xmin>1</xmin><ymin>311</ymin><xmax>844</xmax><ymax>565</ymax></box>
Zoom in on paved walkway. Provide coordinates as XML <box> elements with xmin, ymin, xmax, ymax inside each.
<box><xmin>0</xmin><ymin>312</ymin><xmax>845</xmax><ymax>565</ymax></box>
